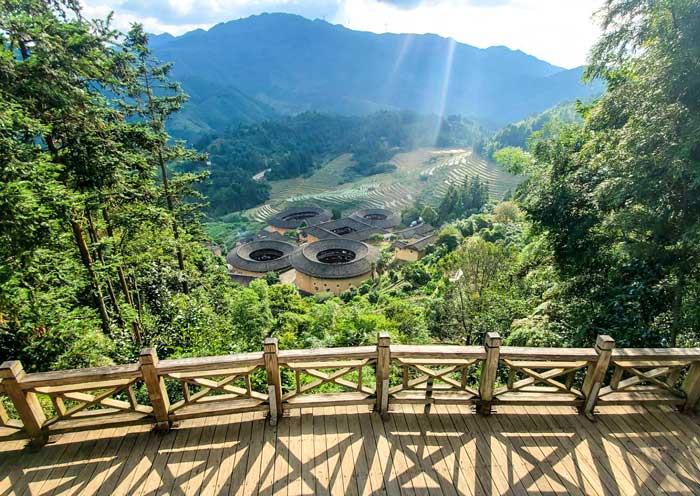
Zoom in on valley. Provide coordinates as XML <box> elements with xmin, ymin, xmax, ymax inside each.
<box><xmin>247</xmin><ymin>148</ymin><xmax>521</xmax><ymax>222</ymax></box>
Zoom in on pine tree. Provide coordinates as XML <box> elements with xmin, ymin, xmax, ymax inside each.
<box><xmin>119</xmin><ymin>24</ymin><xmax>207</xmax><ymax>294</ymax></box>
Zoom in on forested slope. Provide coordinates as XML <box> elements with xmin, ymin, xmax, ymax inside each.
<box><xmin>1</xmin><ymin>0</ymin><xmax>699</xmax><ymax>382</ymax></box>
<box><xmin>192</xmin><ymin>111</ymin><xmax>487</xmax><ymax>215</ymax></box>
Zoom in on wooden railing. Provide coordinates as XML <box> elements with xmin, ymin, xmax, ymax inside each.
<box><xmin>2</xmin><ymin>332</ymin><xmax>700</xmax><ymax>447</ymax></box>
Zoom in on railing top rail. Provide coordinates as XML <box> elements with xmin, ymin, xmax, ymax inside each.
<box><xmin>7</xmin><ymin>343</ymin><xmax>700</xmax><ymax>395</ymax></box>
<box><xmin>18</xmin><ymin>363</ymin><xmax>142</xmax><ymax>390</ymax></box>
<box><xmin>279</xmin><ymin>346</ymin><xmax>376</xmax><ymax>362</ymax></box>
<box><xmin>612</xmin><ymin>348</ymin><xmax>700</xmax><ymax>361</ymax></box>
<box><xmin>390</xmin><ymin>344</ymin><xmax>486</xmax><ymax>359</ymax></box>
<box><xmin>158</xmin><ymin>352</ymin><xmax>265</xmax><ymax>375</ymax></box>
<box><xmin>6</xmin><ymin>333</ymin><xmax>700</xmax><ymax>447</ymax></box>
<box><xmin>500</xmin><ymin>346</ymin><xmax>599</xmax><ymax>361</ymax></box>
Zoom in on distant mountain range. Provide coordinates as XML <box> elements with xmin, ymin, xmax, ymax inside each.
<box><xmin>152</xmin><ymin>13</ymin><xmax>601</xmax><ymax>140</ymax></box>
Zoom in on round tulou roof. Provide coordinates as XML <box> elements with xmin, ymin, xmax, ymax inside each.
<box><xmin>349</xmin><ymin>208</ymin><xmax>400</xmax><ymax>229</ymax></box>
<box><xmin>227</xmin><ymin>240</ymin><xmax>297</xmax><ymax>274</ymax></box>
<box><xmin>290</xmin><ymin>239</ymin><xmax>380</xmax><ymax>279</ymax></box>
<box><xmin>268</xmin><ymin>206</ymin><xmax>332</xmax><ymax>230</ymax></box>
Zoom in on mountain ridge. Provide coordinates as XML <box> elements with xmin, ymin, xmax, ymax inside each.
<box><xmin>151</xmin><ymin>13</ymin><xmax>601</xmax><ymax>140</ymax></box>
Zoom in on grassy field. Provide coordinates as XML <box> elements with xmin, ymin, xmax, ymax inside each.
<box><xmin>247</xmin><ymin>148</ymin><xmax>522</xmax><ymax>222</ymax></box>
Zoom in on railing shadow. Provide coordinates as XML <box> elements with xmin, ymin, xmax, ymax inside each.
<box><xmin>1</xmin><ymin>405</ymin><xmax>700</xmax><ymax>495</ymax></box>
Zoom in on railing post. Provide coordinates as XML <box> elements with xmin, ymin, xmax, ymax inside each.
<box><xmin>0</xmin><ymin>397</ymin><xmax>9</xmax><ymax>426</ymax></box>
<box><xmin>478</xmin><ymin>332</ymin><xmax>501</xmax><ymax>415</ymax></box>
<box><xmin>376</xmin><ymin>332</ymin><xmax>390</xmax><ymax>418</ymax></box>
<box><xmin>682</xmin><ymin>361</ymin><xmax>700</xmax><ymax>413</ymax></box>
<box><xmin>0</xmin><ymin>361</ymin><xmax>47</xmax><ymax>446</ymax></box>
<box><xmin>264</xmin><ymin>337</ymin><xmax>283</xmax><ymax>426</ymax></box>
<box><xmin>139</xmin><ymin>348</ymin><xmax>171</xmax><ymax>431</ymax></box>
<box><xmin>581</xmin><ymin>335</ymin><xmax>615</xmax><ymax>418</ymax></box>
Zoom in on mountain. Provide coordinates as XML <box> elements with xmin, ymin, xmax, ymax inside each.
<box><xmin>167</xmin><ymin>77</ymin><xmax>277</xmax><ymax>140</ymax></box>
<box><xmin>153</xmin><ymin>13</ymin><xmax>602</xmax><ymax>140</ymax></box>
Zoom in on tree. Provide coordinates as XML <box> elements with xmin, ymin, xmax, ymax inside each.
<box><xmin>0</xmin><ymin>2</ymin><xmax>225</xmax><ymax>370</ymax></box>
<box><xmin>493</xmin><ymin>201</ymin><xmax>521</xmax><ymax>224</ymax></box>
<box><xmin>520</xmin><ymin>0</ymin><xmax>700</xmax><ymax>346</ymax></box>
<box><xmin>120</xmin><ymin>24</ymin><xmax>206</xmax><ymax>294</ymax></box>
<box><xmin>437</xmin><ymin>176</ymin><xmax>489</xmax><ymax>223</ymax></box>
<box><xmin>0</xmin><ymin>0</ymin><xmax>151</xmax><ymax>335</ymax></box>
<box><xmin>436</xmin><ymin>226</ymin><xmax>462</xmax><ymax>251</ymax></box>
<box><xmin>420</xmin><ymin>206</ymin><xmax>439</xmax><ymax>226</ymax></box>
<box><xmin>493</xmin><ymin>147</ymin><xmax>533</xmax><ymax>175</ymax></box>
<box><xmin>401</xmin><ymin>206</ymin><xmax>421</xmax><ymax>226</ymax></box>
<box><xmin>436</xmin><ymin>237</ymin><xmax>525</xmax><ymax>344</ymax></box>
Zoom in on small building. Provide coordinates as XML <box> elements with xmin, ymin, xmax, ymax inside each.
<box><xmin>267</xmin><ymin>206</ymin><xmax>332</xmax><ymax>234</ymax></box>
<box><xmin>393</xmin><ymin>234</ymin><xmax>438</xmax><ymax>262</ymax></box>
<box><xmin>349</xmin><ymin>208</ymin><xmax>401</xmax><ymax>230</ymax></box>
<box><xmin>302</xmin><ymin>217</ymin><xmax>387</xmax><ymax>243</ymax></box>
<box><xmin>392</xmin><ymin>222</ymin><xmax>435</xmax><ymax>239</ymax></box>
<box><xmin>290</xmin><ymin>239</ymin><xmax>380</xmax><ymax>295</ymax></box>
<box><xmin>227</xmin><ymin>239</ymin><xmax>297</xmax><ymax>279</ymax></box>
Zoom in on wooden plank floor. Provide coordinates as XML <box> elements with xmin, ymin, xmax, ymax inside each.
<box><xmin>1</xmin><ymin>404</ymin><xmax>700</xmax><ymax>495</ymax></box>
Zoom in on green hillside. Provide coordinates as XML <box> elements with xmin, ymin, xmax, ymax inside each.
<box><xmin>246</xmin><ymin>148</ymin><xmax>521</xmax><ymax>222</ymax></box>
<box><xmin>195</xmin><ymin>111</ymin><xmax>488</xmax><ymax>216</ymax></box>
<box><xmin>480</xmin><ymin>101</ymin><xmax>583</xmax><ymax>158</ymax></box>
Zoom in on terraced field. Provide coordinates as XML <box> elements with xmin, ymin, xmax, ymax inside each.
<box><xmin>247</xmin><ymin>148</ymin><xmax>521</xmax><ymax>222</ymax></box>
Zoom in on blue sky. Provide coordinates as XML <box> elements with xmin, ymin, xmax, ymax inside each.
<box><xmin>81</xmin><ymin>0</ymin><xmax>604</xmax><ymax>68</ymax></box>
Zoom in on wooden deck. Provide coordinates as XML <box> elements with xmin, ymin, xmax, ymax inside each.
<box><xmin>2</xmin><ymin>404</ymin><xmax>700</xmax><ymax>495</ymax></box>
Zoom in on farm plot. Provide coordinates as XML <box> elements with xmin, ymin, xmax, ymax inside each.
<box><xmin>423</xmin><ymin>153</ymin><xmax>522</xmax><ymax>202</ymax></box>
<box><xmin>245</xmin><ymin>148</ymin><xmax>521</xmax><ymax>222</ymax></box>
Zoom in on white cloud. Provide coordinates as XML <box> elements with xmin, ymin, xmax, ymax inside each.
<box><xmin>335</xmin><ymin>0</ymin><xmax>604</xmax><ymax>68</ymax></box>
<box><xmin>81</xmin><ymin>0</ymin><xmax>603</xmax><ymax>68</ymax></box>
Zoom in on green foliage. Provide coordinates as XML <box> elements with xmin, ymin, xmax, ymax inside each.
<box><xmin>205</xmin><ymin>213</ymin><xmax>264</xmax><ymax>252</ymax></box>
<box><xmin>493</xmin><ymin>201</ymin><xmax>521</xmax><ymax>224</ymax></box>
<box><xmin>3</xmin><ymin>0</ymin><xmax>697</xmax><ymax>380</ymax></box>
<box><xmin>437</xmin><ymin>176</ymin><xmax>489</xmax><ymax>224</ymax></box>
<box><xmin>403</xmin><ymin>264</ymin><xmax>431</xmax><ymax>288</ymax></box>
<box><xmin>197</xmin><ymin>111</ymin><xmax>487</xmax><ymax>216</ymax></box>
<box><xmin>436</xmin><ymin>226</ymin><xmax>463</xmax><ymax>251</ymax></box>
<box><xmin>506</xmin><ymin>318</ymin><xmax>563</xmax><ymax>347</ymax></box>
<box><xmin>401</xmin><ymin>207</ymin><xmax>421</xmax><ymax>226</ymax></box>
<box><xmin>481</xmin><ymin>101</ymin><xmax>583</xmax><ymax>160</ymax></box>
<box><xmin>492</xmin><ymin>147</ymin><xmax>533</xmax><ymax>175</ymax></box>
<box><xmin>518</xmin><ymin>0</ymin><xmax>700</xmax><ymax>347</ymax></box>
<box><xmin>420</xmin><ymin>206</ymin><xmax>439</xmax><ymax>226</ymax></box>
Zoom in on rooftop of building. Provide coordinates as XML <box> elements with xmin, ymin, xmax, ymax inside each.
<box><xmin>290</xmin><ymin>238</ymin><xmax>380</xmax><ymax>279</ymax></box>
<box><xmin>237</xmin><ymin>229</ymin><xmax>287</xmax><ymax>246</ymax></box>
<box><xmin>267</xmin><ymin>206</ymin><xmax>332</xmax><ymax>230</ymax></box>
<box><xmin>393</xmin><ymin>233</ymin><xmax>439</xmax><ymax>252</ymax></box>
<box><xmin>349</xmin><ymin>208</ymin><xmax>401</xmax><ymax>229</ymax></box>
<box><xmin>227</xmin><ymin>239</ymin><xmax>297</xmax><ymax>274</ymax></box>
<box><xmin>303</xmin><ymin>217</ymin><xmax>387</xmax><ymax>242</ymax></box>
<box><xmin>393</xmin><ymin>222</ymin><xmax>436</xmax><ymax>239</ymax></box>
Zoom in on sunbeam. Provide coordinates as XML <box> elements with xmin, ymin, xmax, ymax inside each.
<box><xmin>430</xmin><ymin>37</ymin><xmax>456</xmax><ymax>146</ymax></box>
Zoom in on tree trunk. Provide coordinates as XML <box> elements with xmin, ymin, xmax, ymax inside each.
<box><xmin>102</xmin><ymin>209</ymin><xmax>135</xmax><ymax>306</ymax></box>
<box><xmin>101</xmin><ymin>208</ymin><xmax>142</xmax><ymax>342</ymax></box>
<box><xmin>455</xmin><ymin>282</ymin><xmax>472</xmax><ymax>343</ymax></box>
<box><xmin>86</xmin><ymin>210</ymin><xmax>125</xmax><ymax>328</ymax></box>
<box><xmin>143</xmin><ymin>64</ymin><xmax>188</xmax><ymax>295</ymax></box>
<box><xmin>70</xmin><ymin>218</ymin><xmax>111</xmax><ymax>334</ymax></box>
<box><xmin>157</xmin><ymin>149</ymin><xmax>188</xmax><ymax>294</ymax></box>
